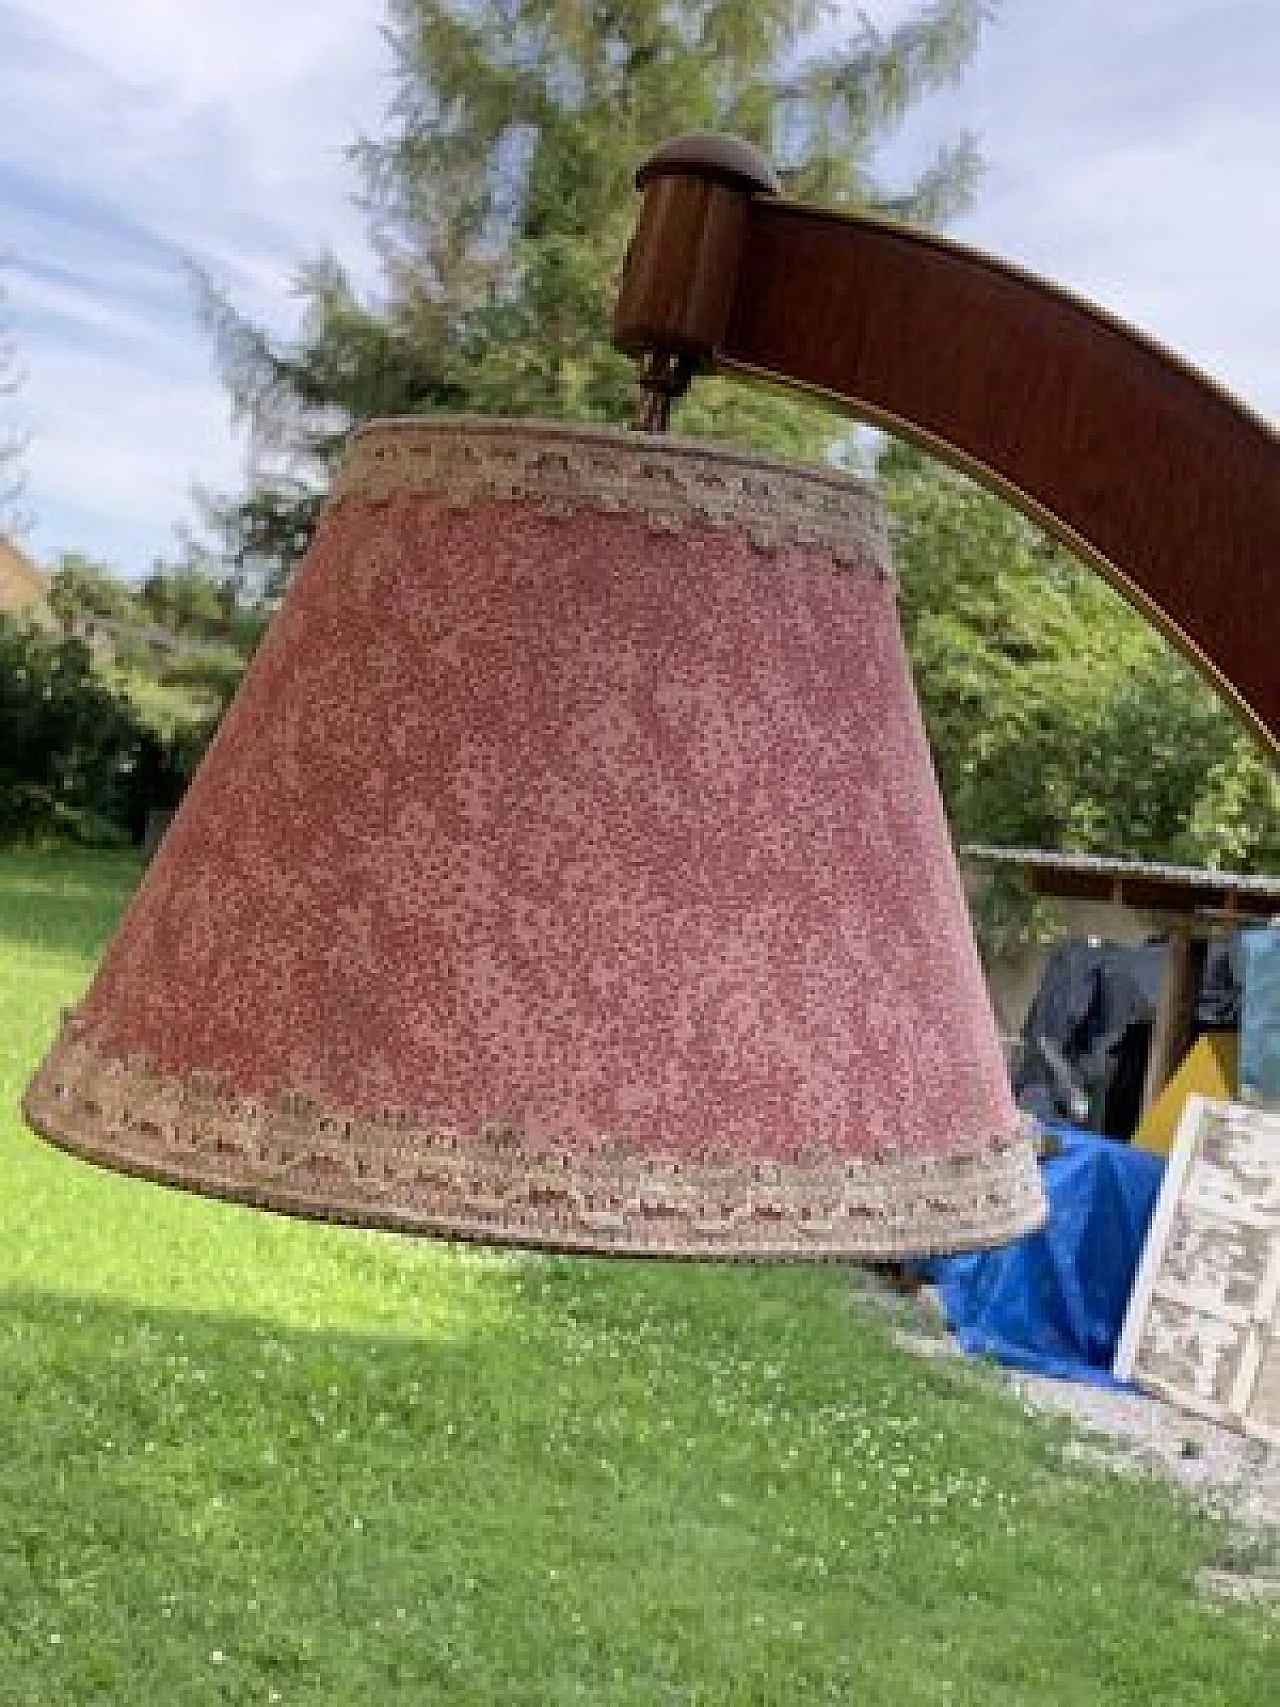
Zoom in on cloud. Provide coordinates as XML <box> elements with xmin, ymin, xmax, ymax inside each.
<box><xmin>1</xmin><ymin>0</ymin><xmax>1275</xmax><ymax>572</ymax></box>
<box><xmin>884</xmin><ymin>0</ymin><xmax>1280</xmax><ymax>415</ymax></box>
<box><xmin>11</xmin><ymin>347</ymin><xmax>242</xmax><ymax>572</ymax></box>
<box><xmin>1</xmin><ymin>1</ymin><xmax>387</xmax><ymax>313</ymax></box>
<box><xmin>0</xmin><ymin>0</ymin><xmax>391</xmax><ymax>564</ymax></box>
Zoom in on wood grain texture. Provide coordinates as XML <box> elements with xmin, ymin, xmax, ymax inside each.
<box><xmin>613</xmin><ymin>150</ymin><xmax>1278</xmax><ymax>756</ymax></box>
<box><xmin>614</xmin><ymin>175</ymin><xmax>751</xmax><ymax>366</ymax></box>
<box><xmin>718</xmin><ymin>199</ymin><xmax>1279</xmax><ymax>755</ymax></box>
<box><xmin>1114</xmin><ymin>1095</ymin><xmax>1280</xmax><ymax>1444</ymax></box>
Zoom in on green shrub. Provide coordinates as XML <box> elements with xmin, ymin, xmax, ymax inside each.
<box><xmin>0</xmin><ymin>616</ymin><xmax>149</xmax><ymax>844</ymax></box>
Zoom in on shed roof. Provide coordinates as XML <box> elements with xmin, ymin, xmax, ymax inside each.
<box><xmin>962</xmin><ymin>844</ymin><xmax>1280</xmax><ymax>921</ymax></box>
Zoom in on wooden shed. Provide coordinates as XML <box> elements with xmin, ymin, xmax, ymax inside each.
<box><xmin>962</xmin><ymin>844</ymin><xmax>1280</xmax><ymax>1117</ymax></box>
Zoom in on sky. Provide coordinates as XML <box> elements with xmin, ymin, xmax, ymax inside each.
<box><xmin>0</xmin><ymin>0</ymin><xmax>1276</xmax><ymax>574</ymax></box>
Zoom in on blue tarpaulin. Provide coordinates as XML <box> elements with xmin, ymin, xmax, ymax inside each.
<box><xmin>923</xmin><ymin>1127</ymin><xmax>1165</xmax><ymax>1386</ymax></box>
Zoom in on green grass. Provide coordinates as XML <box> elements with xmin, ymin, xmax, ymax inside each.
<box><xmin>0</xmin><ymin>847</ymin><xmax>1273</xmax><ymax>1705</ymax></box>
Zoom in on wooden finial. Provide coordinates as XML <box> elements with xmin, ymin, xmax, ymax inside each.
<box><xmin>614</xmin><ymin>135</ymin><xmax>781</xmax><ymax>430</ymax></box>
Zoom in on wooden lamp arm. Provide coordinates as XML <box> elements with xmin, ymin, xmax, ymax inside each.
<box><xmin>614</xmin><ymin>135</ymin><xmax>1280</xmax><ymax>759</ymax></box>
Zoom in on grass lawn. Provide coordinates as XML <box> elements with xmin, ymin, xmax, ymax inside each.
<box><xmin>0</xmin><ymin>846</ymin><xmax>1273</xmax><ymax>1704</ymax></box>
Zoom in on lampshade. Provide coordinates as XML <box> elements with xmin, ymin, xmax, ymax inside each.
<box><xmin>25</xmin><ymin>417</ymin><xmax>1044</xmax><ymax>1259</ymax></box>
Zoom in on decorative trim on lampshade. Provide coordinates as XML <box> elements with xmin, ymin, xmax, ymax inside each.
<box><xmin>334</xmin><ymin>416</ymin><xmax>894</xmax><ymax>573</ymax></box>
<box><xmin>24</xmin><ymin>417</ymin><xmax>1045</xmax><ymax>1260</ymax></box>
<box><xmin>27</xmin><ymin>1018</ymin><xmax>1042</xmax><ymax>1259</ymax></box>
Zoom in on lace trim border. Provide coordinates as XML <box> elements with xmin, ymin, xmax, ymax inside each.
<box><xmin>25</xmin><ymin>1022</ymin><xmax>1044</xmax><ymax>1260</ymax></box>
<box><xmin>332</xmin><ymin>416</ymin><xmax>893</xmax><ymax>576</ymax></box>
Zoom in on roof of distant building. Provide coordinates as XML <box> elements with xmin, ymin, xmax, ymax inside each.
<box><xmin>962</xmin><ymin>844</ymin><xmax>1280</xmax><ymax>920</ymax></box>
<box><xmin>0</xmin><ymin>534</ymin><xmax>50</xmax><ymax>615</ymax></box>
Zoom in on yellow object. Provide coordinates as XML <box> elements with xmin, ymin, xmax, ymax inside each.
<box><xmin>1134</xmin><ymin>1032</ymin><xmax>1239</xmax><ymax>1155</ymax></box>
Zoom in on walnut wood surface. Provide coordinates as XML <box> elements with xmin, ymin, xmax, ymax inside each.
<box><xmin>615</xmin><ymin>151</ymin><xmax>1279</xmax><ymax>757</ymax></box>
<box><xmin>722</xmin><ymin>200</ymin><xmax>1280</xmax><ymax>757</ymax></box>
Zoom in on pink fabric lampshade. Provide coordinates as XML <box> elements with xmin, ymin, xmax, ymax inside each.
<box><xmin>25</xmin><ymin>418</ymin><xmax>1044</xmax><ymax>1258</ymax></box>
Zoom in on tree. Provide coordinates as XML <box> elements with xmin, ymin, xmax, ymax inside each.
<box><xmin>38</xmin><ymin>550</ymin><xmax>267</xmax><ymax>831</ymax></box>
<box><xmin>199</xmin><ymin>0</ymin><xmax>990</xmax><ymax>593</ymax></box>
<box><xmin>48</xmin><ymin>554</ymin><xmax>146</xmax><ymax>632</ymax></box>
<box><xmin>138</xmin><ymin>564</ymin><xmax>248</xmax><ymax>641</ymax></box>
<box><xmin>0</xmin><ymin>616</ymin><xmax>149</xmax><ymax>844</ymax></box>
<box><xmin>881</xmin><ymin>439</ymin><xmax>1280</xmax><ymax>941</ymax></box>
<box><xmin>197</xmin><ymin>0</ymin><xmax>1278</xmax><ymax>893</ymax></box>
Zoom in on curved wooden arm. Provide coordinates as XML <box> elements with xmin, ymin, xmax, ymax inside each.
<box><xmin>614</xmin><ymin>138</ymin><xmax>1280</xmax><ymax>758</ymax></box>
